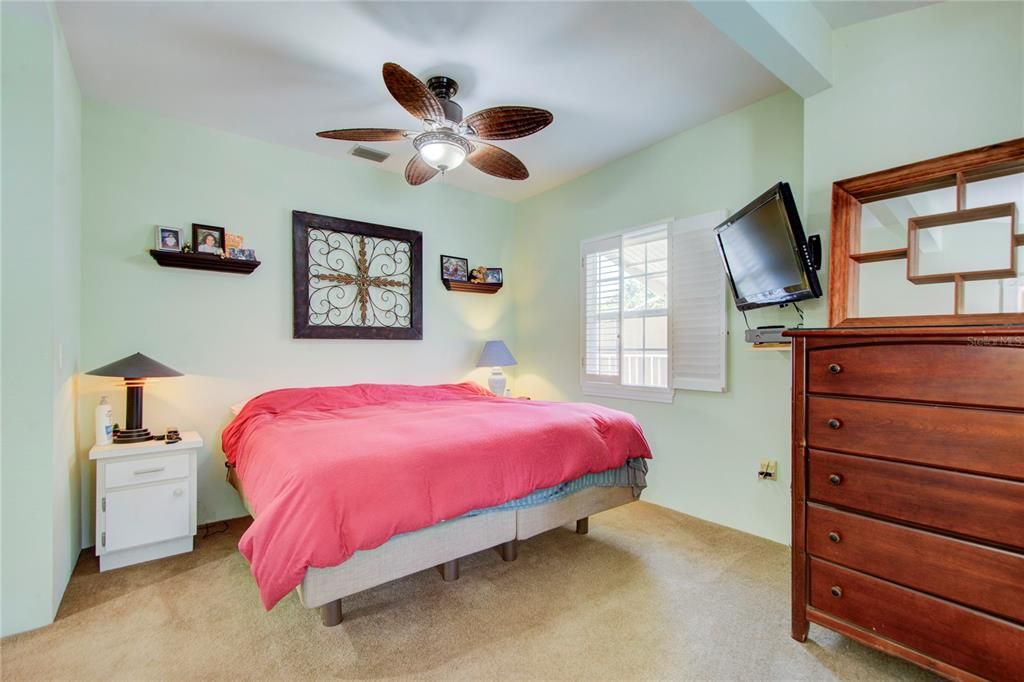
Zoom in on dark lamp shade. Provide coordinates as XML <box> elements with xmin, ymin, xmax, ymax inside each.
<box><xmin>86</xmin><ymin>352</ymin><xmax>183</xmax><ymax>379</ymax></box>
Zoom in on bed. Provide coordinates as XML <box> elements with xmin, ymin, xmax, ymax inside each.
<box><xmin>222</xmin><ymin>383</ymin><xmax>652</xmax><ymax>625</ymax></box>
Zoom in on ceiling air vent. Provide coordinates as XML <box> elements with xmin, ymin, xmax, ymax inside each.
<box><xmin>349</xmin><ymin>145</ymin><xmax>391</xmax><ymax>163</ymax></box>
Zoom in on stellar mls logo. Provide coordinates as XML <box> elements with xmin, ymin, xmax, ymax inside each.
<box><xmin>967</xmin><ymin>336</ymin><xmax>1024</xmax><ymax>347</ymax></box>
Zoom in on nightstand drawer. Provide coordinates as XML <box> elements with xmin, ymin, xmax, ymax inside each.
<box><xmin>104</xmin><ymin>480</ymin><xmax>190</xmax><ymax>551</ymax></box>
<box><xmin>105</xmin><ymin>451</ymin><xmax>189</xmax><ymax>488</ymax></box>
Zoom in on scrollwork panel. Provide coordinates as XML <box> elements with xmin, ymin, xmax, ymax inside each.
<box><xmin>293</xmin><ymin>211</ymin><xmax>423</xmax><ymax>339</ymax></box>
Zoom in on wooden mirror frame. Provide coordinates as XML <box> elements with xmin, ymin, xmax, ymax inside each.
<box><xmin>829</xmin><ymin>138</ymin><xmax>1024</xmax><ymax>327</ymax></box>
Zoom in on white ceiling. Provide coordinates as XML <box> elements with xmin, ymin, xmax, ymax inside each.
<box><xmin>811</xmin><ymin>0</ymin><xmax>939</xmax><ymax>29</ymax></box>
<box><xmin>56</xmin><ymin>1</ymin><xmax>791</xmax><ymax>202</ymax></box>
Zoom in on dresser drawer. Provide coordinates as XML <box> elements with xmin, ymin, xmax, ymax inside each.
<box><xmin>808</xmin><ymin>396</ymin><xmax>1024</xmax><ymax>480</ymax></box>
<box><xmin>807</xmin><ymin>504</ymin><xmax>1024</xmax><ymax>623</ymax></box>
<box><xmin>808</xmin><ymin>342</ymin><xmax>1024</xmax><ymax>409</ymax></box>
<box><xmin>809</xmin><ymin>559</ymin><xmax>1024</xmax><ymax>680</ymax></box>
<box><xmin>105</xmin><ymin>452</ymin><xmax>190</xmax><ymax>489</ymax></box>
<box><xmin>808</xmin><ymin>450</ymin><xmax>1024</xmax><ymax>550</ymax></box>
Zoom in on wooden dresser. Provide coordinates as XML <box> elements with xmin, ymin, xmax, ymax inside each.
<box><xmin>788</xmin><ymin>326</ymin><xmax>1024</xmax><ymax>681</ymax></box>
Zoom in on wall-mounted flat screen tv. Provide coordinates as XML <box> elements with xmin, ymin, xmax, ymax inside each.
<box><xmin>714</xmin><ymin>182</ymin><xmax>822</xmax><ymax>311</ymax></box>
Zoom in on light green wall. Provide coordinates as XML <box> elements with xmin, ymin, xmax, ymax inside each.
<box><xmin>79</xmin><ymin>100</ymin><xmax>518</xmax><ymax>530</ymax></box>
<box><xmin>511</xmin><ymin>91</ymin><xmax>805</xmax><ymax>544</ymax></box>
<box><xmin>1</xmin><ymin>4</ymin><xmax>82</xmax><ymax>636</ymax></box>
<box><xmin>803</xmin><ymin>0</ymin><xmax>1024</xmax><ymax>286</ymax></box>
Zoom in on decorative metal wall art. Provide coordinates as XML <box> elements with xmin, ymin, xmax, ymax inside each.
<box><xmin>292</xmin><ymin>211</ymin><xmax>422</xmax><ymax>339</ymax></box>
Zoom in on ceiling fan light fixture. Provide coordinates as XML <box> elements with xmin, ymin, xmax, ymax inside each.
<box><xmin>413</xmin><ymin>131</ymin><xmax>471</xmax><ymax>171</ymax></box>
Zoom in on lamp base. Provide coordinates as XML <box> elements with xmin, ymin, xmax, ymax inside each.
<box><xmin>114</xmin><ymin>427</ymin><xmax>153</xmax><ymax>444</ymax></box>
<box><xmin>488</xmin><ymin>368</ymin><xmax>507</xmax><ymax>396</ymax></box>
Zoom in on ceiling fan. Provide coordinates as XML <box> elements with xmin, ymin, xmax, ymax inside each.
<box><xmin>316</xmin><ymin>62</ymin><xmax>553</xmax><ymax>186</ymax></box>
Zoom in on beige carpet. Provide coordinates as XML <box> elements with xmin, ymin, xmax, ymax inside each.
<box><xmin>1</xmin><ymin>502</ymin><xmax>936</xmax><ymax>681</ymax></box>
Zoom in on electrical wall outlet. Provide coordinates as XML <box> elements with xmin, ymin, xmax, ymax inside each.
<box><xmin>758</xmin><ymin>459</ymin><xmax>778</xmax><ymax>481</ymax></box>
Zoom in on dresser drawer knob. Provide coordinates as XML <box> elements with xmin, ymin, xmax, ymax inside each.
<box><xmin>828</xmin><ymin>531</ymin><xmax>841</xmax><ymax>543</ymax></box>
<box><xmin>827</xmin><ymin>418</ymin><xmax>842</xmax><ymax>430</ymax></box>
<box><xmin>828</xmin><ymin>473</ymin><xmax>843</xmax><ymax>486</ymax></box>
<box><xmin>827</xmin><ymin>363</ymin><xmax>842</xmax><ymax>374</ymax></box>
<box><xmin>830</xmin><ymin>586</ymin><xmax>843</xmax><ymax>598</ymax></box>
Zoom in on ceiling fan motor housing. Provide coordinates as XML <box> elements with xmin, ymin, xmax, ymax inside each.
<box><xmin>427</xmin><ymin>76</ymin><xmax>463</xmax><ymax>123</ymax></box>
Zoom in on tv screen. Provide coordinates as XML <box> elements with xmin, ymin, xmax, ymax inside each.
<box><xmin>714</xmin><ymin>182</ymin><xmax>821</xmax><ymax>311</ymax></box>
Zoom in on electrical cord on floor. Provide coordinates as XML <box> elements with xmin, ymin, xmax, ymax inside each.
<box><xmin>199</xmin><ymin>521</ymin><xmax>230</xmax><ymax>539</ymax></box>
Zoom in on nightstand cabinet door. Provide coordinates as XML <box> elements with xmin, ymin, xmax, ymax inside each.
<box><xmin>105</xmin><ymin>481</ymin><xmax>191</xmax><ymax>552</ymax></box>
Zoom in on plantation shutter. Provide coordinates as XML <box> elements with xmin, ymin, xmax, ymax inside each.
<box><xmin>581</xmin><ymin>235</ymin><xmax>622</xmax><ymax>383</ymax></box>
<box><xmin>670</xmin><ymin>210</ymin><xmax>728</xmax><ymax>392</ymax></box>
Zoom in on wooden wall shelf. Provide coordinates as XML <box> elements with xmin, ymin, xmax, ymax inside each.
<box><xmin>849</xmin><ymin>248</ymin><xmax>908</xmax><ymax>264</ymax></box>
<box><xmin>149</xmin><ymin>250</ymin><xmax>261</xmax><ymax>275</ymax></box>
<box><xmin>749</xmin><ymin>343</ymin><xmax>792</xmax><ymax>351</ymax></box>
<box><xmin>442</xmin><ymin>280</ymin><xmax>502</xmax><ymax>294</ymax></box>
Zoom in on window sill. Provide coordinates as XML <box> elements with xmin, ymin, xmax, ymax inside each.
<box><xmin>581</xmin><ymin>383</ymin><xmax>674</xmax><ymax>404</ymax></box>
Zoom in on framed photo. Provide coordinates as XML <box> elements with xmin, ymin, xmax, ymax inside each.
<box><xmin>229</xmin><ymin>248</ymin><xmax>257</xmax><ymax>261</ymax></box>
<box><xmin>293</xmin><ymin>210</ymin><xmax>422</xmax><ymax>340</ymax></box>
<box><xmin>192</xmin><ymin>224</ymin><xmax>226</xmax><ymax>256</ymax></box>
<box><xmin>155</xmin><ymin>226</ymin><xmax>183</xmax><ymax>252</ymax></box>
<box><xmin>441</xmin><ymin>255</ymin><xmax>469</xmax><ymax>282</ymax></box>
<box><xmin>484</xmin><ymin>267</ymin><xmax>503</xmax><ymax>284</ymax></box>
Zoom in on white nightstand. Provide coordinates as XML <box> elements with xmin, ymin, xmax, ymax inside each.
<box><xmin>89</xmin><ymin>432</ymin><xmax>201</xmax><ymax>571</ymax></box>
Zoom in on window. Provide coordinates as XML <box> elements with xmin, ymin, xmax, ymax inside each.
<box><xmin>581</xmin><ymin>211</ymin><xmax>727</xmax><ymax>402</ymax></box>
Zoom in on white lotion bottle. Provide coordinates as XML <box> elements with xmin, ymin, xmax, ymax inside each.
<box><xmin>95</xmin><ymin>396</ymin><xmax>114</xmax><ymax>446</ymax></box>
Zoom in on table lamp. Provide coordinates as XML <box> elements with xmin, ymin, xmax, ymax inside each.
<box><xmin>477</xmin><ymin>340</ymin><xmax>517</xmax><ymax>396</ymax></box>
<box><xmin>86</xmin><ymin>352</ymin><xmax>182</xmax><ymax>444</ymax></box>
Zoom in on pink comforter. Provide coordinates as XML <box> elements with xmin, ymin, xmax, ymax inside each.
<box><xmin>222</xmin><ymin>383</ymin><xmax>652</xmax><ymax>608</ymax></box>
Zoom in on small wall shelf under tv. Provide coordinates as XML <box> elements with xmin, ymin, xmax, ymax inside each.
<box><xmin>149</xmin><ymin>250</ymin><xmax>261</xmax><ymax>275</ymax></box>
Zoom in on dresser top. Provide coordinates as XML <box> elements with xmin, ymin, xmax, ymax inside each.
<box><xmin>89</xmin><ymin>431</ymin><xmax>202</xmax><ymax>460</ymax></box>
<box><xmin>786</xmin><ymin>325</ymin><xmax>1024</xmax><ymax>338</ymax></box>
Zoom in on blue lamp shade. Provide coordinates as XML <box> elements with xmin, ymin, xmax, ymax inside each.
<box><xmin>477</xmin><ymin>340</ymin><xmax>517</xmax><ymax>368</ymax></box>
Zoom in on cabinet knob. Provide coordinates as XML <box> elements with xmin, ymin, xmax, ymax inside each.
<box><xmin>828</xmin><ymin>363</ymin><xmax>842</xmax><ymax>374</ymax></box>
<box><xmin>827</xmin><ymin>418</ymin><xmax>842</xmax><ymax>430</ymax></box>
<box><xmin>830</xmin><ymin>586</ymin><xmax>843</xmax><ymax>598</ymax></box>
<box><xmin>173</xmin><ymin>488</ymin><xmax>184</xmax><ymax>497</ymax></box>
<box><xmin>828</xmin><ymin>473</ymin><xmax>843</xmax><ymax>486</ymax></box>
<box><xmin>828</xmin><ymin>531</ymin><xmax>841</xmax><ymax>543</ymax></box>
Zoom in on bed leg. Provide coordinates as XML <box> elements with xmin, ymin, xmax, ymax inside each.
<box><xmin>576</xmin><ymin>517</ymin><xmax>589</xmax><ymax>535</ymax></box>
<box><xmin>320</xmin><ymin>599</ymin><xmax>343</xmax><ymax>627</ymax></box>
<box><xmin>499</xmin><ymin>539</ymin><xmax>518</xmax><ymax>562</ymax></box>
<box><xmin>438</xmin><ymin>559</ymin><xmax>460</xmax><ymax>582</ymax></box>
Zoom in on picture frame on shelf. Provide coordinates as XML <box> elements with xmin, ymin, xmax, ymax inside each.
<box><xmin>484</xmin><ymin>267</ymin><xmax>503</xmax><ymax>284</ymax></box>
<box><xmin>229</xmin><ymin>248</ymin><xmax>257</xmax><ymax>261</ymax></box>
<box><xmin>155</xmin><ymin>226</ymin><xmax>183</xmax><ymax>252</ymax></box>
<box><xmin>441</xmin><ymin>254</ymin><xmax>469</xmax><ymax>282</ymax></box>
<box><xmin>192</xmin><ymin>224</ymin><xmax>226</xmax><ymax>256</ymax></box>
